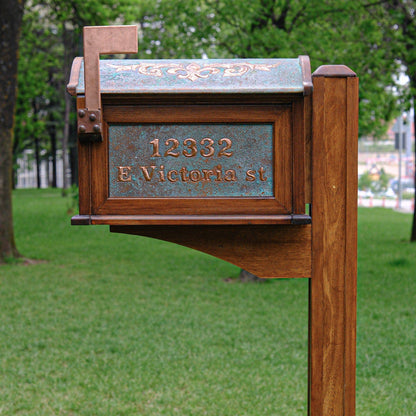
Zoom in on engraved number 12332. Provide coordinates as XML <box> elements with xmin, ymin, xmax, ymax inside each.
<box><xmin>150</xmin><ymin>138</ymin><xmax>233</xmax><ymax>158</ymax></box>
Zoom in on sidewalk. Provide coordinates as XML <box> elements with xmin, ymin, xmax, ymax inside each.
<box><xmin>358</xmin><ymin>197</ymin><xmax>414</xmax><ymax>213</ymax></box>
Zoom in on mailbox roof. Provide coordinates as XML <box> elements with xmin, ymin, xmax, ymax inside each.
<box><xmin>68</xmin><ymin>57</ymin><xmax>311</xmax><ymax>96</ymax></box>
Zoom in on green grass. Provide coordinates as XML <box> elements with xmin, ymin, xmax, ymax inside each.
<box><xmin>1</xmin><ymin>190</ymin><xmax>415</xmax><ymax>415</ymax></box>
<box><xmin>357</xmin><ymin>208</ymin><xmax>416</xmax><ymax>415</ymax></box>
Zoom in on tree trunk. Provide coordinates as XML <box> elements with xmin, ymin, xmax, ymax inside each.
<box><xmin>62</xmin><ymin>92</ymin><xmax>70</xmax><ymax>194</ymax></box>
<box><xmin>50</xmin><ymin>124</ymin><xmax>57</xmax><ymax>188</ymax></box>
<box><xmin>0</xmin><ymin>0</ymin><xmax>24</xmax><ymax>263</ymax></box>
<box><xmin>35</xmin><ymin>137</ymin><xmax>41</xmax><ymax>188</ymax></box>
<box><xmin>62</xmin><ymin>25</ymin><xmax>75</xmax><ymax>195</ymax></box>
<box><xmin>70</xmin><ymin>144</ymin><xmax>78</xmax><ymax>186</ymax></box>
<box><xmin>410</xmin><ymin>92</ymin><xmax>416</xmax><ymax>242</ymax></box>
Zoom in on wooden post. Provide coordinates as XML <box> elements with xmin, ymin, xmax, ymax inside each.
<box><xmin>309</xmin><ymin>66</ymin><xmax>358</xmax><ymax>416</ymax></box>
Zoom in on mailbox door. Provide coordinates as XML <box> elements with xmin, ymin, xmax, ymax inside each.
<box><xmin>77</xmin><ymin>96</ymin><xmax>306</xmax><ymax>222</ymax></box>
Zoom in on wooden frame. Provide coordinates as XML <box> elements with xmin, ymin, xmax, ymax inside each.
<box><xmin>75</xmin><ymin>96</ymin><xmax>308</xmax><ymax>224</ymax></box>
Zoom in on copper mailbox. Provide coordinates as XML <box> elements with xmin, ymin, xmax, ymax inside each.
<box><xmin>68</xmin><ymin>33</ymin><xmax>312</xmax><ymax>225</ymax></box>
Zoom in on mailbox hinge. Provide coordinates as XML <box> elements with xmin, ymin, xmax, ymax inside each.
<box><xmin>77</xmin><ymin>108</ymin><xmax>103</xmax><ymax>143</ymax></box>
<box><xmin>291</xmin><ymin>214</ymin><xmax>312</xmax><ymax>225</ymax></box>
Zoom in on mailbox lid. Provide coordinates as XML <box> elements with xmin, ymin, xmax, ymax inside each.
<box><xmin>68</xmin><ymin>57</ymin><xmax>312</xmax><ymax>96</ymax></box>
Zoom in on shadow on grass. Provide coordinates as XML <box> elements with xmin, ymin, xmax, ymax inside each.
<box><xmin>2</xmin><ymin>256</ymin><xmax>48</xmax><ymax>266</ymax></box>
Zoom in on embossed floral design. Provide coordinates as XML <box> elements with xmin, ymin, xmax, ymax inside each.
<box><xmin>108</xmin><ymin>62</ymin><xmax>281</xmax><ymax>82</ymax></box>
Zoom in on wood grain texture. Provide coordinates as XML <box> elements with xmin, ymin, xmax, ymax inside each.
<box><xmin>103</xmin><ymin>103</ymin><xmax>289</xmax><ymax>123</ymax></box>
<box><xmin>292</xmin><ymin>97</ymin><xmax>306</xmax><ymax>213</ymax></box>
<box><xmin>304</xmin><ymin>94</ymin><xmax>312</xmax><ymax>204</ymax></box>
<box><xmin>76</xmin><ymin>96</ymin><xmax>91</xmax><ymax>215</ymax></box>
<box><xmin>91</xmin><ymin>118</ymin><xmax>108</xmax><ymax>213</ymax></box>
<box><xmin>110</xmin><ymin>224</ymin><xmax>311</xmax><ymax>278</ymax></box>
<box><xmin>309</xmin><ymin>69</ymin><xmax>358</xmax><ymax>416</ymax></box>
<box><xmin>344</xmin><ymin>76</ymin><xmax>359</xmax><ymax>416</ymax></box>
<box><xmin>101</xmin><ymin>93</ymin><xmax>304</xmax><ymax>106</ymax></box>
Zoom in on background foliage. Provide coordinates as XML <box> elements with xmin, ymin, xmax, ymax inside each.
<box><xmin>14</xmin><ymin>0</ymin><xmax>415</xmax><ymax>175</ymax></box>
<box><xmin>6</xmin><ymin>1</ymin><xmax>416</xmax><ymax>248</ymax></box>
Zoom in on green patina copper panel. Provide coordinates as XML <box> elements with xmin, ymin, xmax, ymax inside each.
<box><xmin>77</xmin><ymin>58</ymin><xmax>304</xmax><ymax>95</ymax></box>
<box><xmin>109</xmin><ymin>123</ymin><xmax>274</xmax><ymax>198</ymax></box>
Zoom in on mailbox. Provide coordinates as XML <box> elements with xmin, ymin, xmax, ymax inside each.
<box><xmin>68</xmin><ymin>51</ymin><xmax>312</xmax><ymax>224</ymax></box>
<box><xmin>68</xmin><ymin>26</ymin><xmax>359</xmax><ymax>416</ymax></box>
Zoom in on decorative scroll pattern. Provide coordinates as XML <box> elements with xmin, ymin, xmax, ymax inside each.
<box><xmin>108</xmin><ymin>62</ymin><xmax>281</xmax><ymax>82</ymax></box>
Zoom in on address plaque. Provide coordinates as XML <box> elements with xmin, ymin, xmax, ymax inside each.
<box><xmin>109</xmin><ymin>123</ymin><xmax>274</xmax><ymax>199</ymax></box>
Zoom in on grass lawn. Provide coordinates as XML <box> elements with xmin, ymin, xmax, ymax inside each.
<box><xmin>0</xmin><ymin>189</ymin><xmax>415</xmax><ymax>415</ymax></box>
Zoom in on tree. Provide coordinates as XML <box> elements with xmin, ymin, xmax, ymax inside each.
<box><xmin>14</xmin><ymin>8</ymin><xmax>63</xmax><ymax>189</ymax></box>
<box><xmin>15</xmin><ymin>0</ymin><xmax>152</xmax><ymax>192</ymax></box>
<box><xmin>352</xmin><ymin>1</ymin><xmax>416</xmax><ymax>241</ymax></box>
<box><xmin>380</xmin><ymin>1</ymin><xmax>416</xmax><ymax>241</ymax></box>
<box><xmin>0</xmin><ymin>0</ymin><xmax>25</xmax><ymax>263</ymax></box>
<box><xmin>2</xmin><ymin>0</ymin><xmax>148</xmax><ymax>262</ymax></box>
<box><xmin>141</xmin><ymin>0</ymin><xmax>400</xmax><ymax>138</ymax></box>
